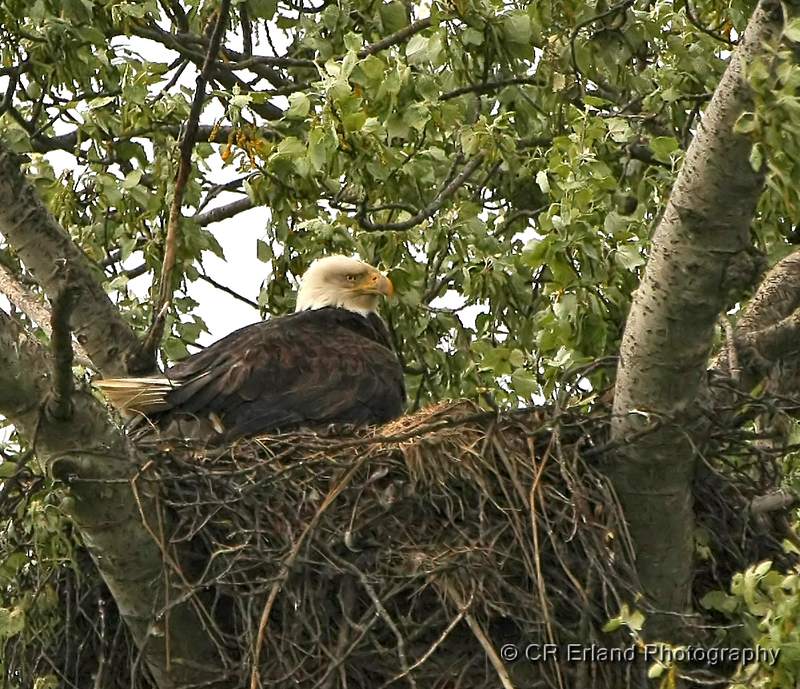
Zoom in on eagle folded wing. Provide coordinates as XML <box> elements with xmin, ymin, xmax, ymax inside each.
<box><xmin>95</xmin><ymin>310</ymin><xmax>404</xmax><ymax>442</ymax></box>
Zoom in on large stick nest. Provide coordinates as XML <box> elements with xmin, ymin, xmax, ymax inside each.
<box><xmin>0</xmin><ymin>398</ymin><xmax>792</xmax><ymax>688</ymax></box>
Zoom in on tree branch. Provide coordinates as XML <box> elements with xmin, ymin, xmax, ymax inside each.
<box><xmin>0</xmin><ymin>262</ymin><xmax>93</xmax><ymax>367</ymax></box>
<box><xmin>47</xmin><ymin>285</ymin><xmax>78</xmax><ymax>422</ymax></box>
<box><xmin>750</xmin><ymin>490</ymin><xmax>798</xmax><ymax>514</ymax></box>
<box><xmin>143</xmin><ymin>0</ymin><xmax>232</xmax><ymax>363</ymax></box>
<box><xmin>709</xmin><ymin>250</ymin><xmax>800</xmax><ymax>389</ymax></box>
<box><xmin>132</xmin><ymin>24</ymin><xmax>289</xmax><ymax>105</ymax></box>
<box><xmin>194</xmin><ymin>197</ymin><xmax>255</xmax><ymax>226</ymax></box>
<box><xmin>198</xmin><ymin>272</ymin><xmax>259</xmax><ymax>309</ymax></box>
<box><xmin>0</xmin><ymin>141</ymin><xmax>144</xmax><ymax>375</ymax></box>
<box><xmin>357</xmin><ymin>17</ymin><xmax>432</xmax><ymax>58</ymax></box>
<box><xmin>441</xmin><ymin>77</ymin><xmax>543</xmax><ymax>101</ymax></box>
<box><xmin>357</xmin><ymin>154</ymin><xmax>484</xmax><ymax>232</ymax></box>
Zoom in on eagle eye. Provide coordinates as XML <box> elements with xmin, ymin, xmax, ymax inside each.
<box><xmin>345</xmin><ymin>274</ymin><xmax>358</xmax><ymax>282</ymax></box>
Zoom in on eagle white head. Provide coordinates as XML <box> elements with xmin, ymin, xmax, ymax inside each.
<box><xmin>295</xmin><ymin>255</ymin><xmax>394</xmax><ymax>316</ymax></box>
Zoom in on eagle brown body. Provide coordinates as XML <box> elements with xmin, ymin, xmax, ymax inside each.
<box><xmin>96</xmin><ymin>257</ymin><xmax>406</xmax><ymax>443</ymax></box>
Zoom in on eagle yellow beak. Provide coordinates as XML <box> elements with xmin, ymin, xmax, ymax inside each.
<box><xmin>361</xmin><ymin>270</ymin><xmax>394</xmax><ymax>298</ymax></box>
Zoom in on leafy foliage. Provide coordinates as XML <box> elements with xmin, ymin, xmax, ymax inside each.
<box><xmin>3</xmin><ymin>0</ymin><xmax>792</xmax><ymax>410</ymax></box>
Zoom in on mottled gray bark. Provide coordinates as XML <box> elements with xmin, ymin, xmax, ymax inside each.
<box><xmin>0</xmin><ymin>308</ymin><xmax>228</xmax><ymax>688</ymax></box>
<box><xmin>0</xmin><ymin>144</ymin><xmax>148</xmax><ymax>376</ymax></box>
<box><xmin>610</xmin><ymin>0</ymin><xmax>784</xmax><ymax>632</ymax></box>
<box><xmin>714</xmin><ymin>249</ymin><xmax>800</xmax><ymax>388</ymax></box>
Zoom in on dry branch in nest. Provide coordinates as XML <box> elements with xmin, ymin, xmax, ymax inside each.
<box><xmin>0</xmin><ymin>397</ymin><xmax>794</xmax><ymax>689</ymax></box>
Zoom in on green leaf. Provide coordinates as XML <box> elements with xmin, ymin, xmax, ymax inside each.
<box><xmin>286</xmin><ymin>92</ymin><xmax>311</xmax><ymax>119</ymax></box>
<box><xmin>535</xmin><ymin>170</ymin><xmax>550</xmax><ymax>194</ymax></box>
<box><xmin>405</xmin><ymin>34</ymin><xmax>429</xmax><ymax>65</ymax></box>
<box><xmin>256</xmin><ymin>240</ymin><xmax>272</xmax><ymax>262</ymax></box>
<box><xmin>0</xmin><ymin>607</ymin><xmax>24</xmax><ymax>638</ymax></box>
<box><xmin>33</xmin><ymin>677</ymin><xmax>58</xmax><ymax>689</ymax></box>
<box><xmin>248</xmin><ymin>0</ymin><xmax>277</xmax><ymax>19</ymax></box>
<box><xmin>463</xmin><ymin>27</ymin><xmax>483</xmax><ymax>46</ymax></box>
<box><xmin>358</xmin><ymin>55</ymin><xmax>385</xmax><ymax>82</ymax></box>
<box><xmin>734</xmin><ymin>113</ymin><xmax>757</xmax><ymax>135</ymax></box>
<box><xmin>307</xmin><ymin>129</ymin><xmax>328</xmax><ymax>171</ymax></box>
<box><xmin>61</xmin><ymin>0</ymin><xmax>92</xmax><ymax>21</ymax></box>
<box><xmin>649</xmin><ymin>136</ymin><xmax>679</xmax><ymax>161</ymax></box>
<box><xmin>503</xmin><ymin>12</ymin><xmax>532</xmax><ymax>46</ymax></box>
<box><xmin>785</xmin><ymin>17</ymin><xmax>800</xmax><ymax>42</ymax></box>
<box><xmin>749</xmin><ymin>142</ymin><xmax>764</xmax><ymax>172</ymax></box>
<box><xmin>616</xmin><ymin>245</ymin><xmax>644</xmax><ymax>271</ymax></box>
<box><xmin>275</xmin><ymin>137</ymin><xmax>305</xmax><ymax>157</ymax></box>
<box><xmin>122</xmin><ymin>169</ymin><xmax>143</xmax><ymax>189</ymax></box>
<box><xmin>88</xmin><ymin>96</ymin><xmax>115</xmax><ymax>110</ymax></box>
<box><xmin>511</xmin><ymin>369</ymin><xmax>538</xmax><ymax>397</ymax></box>
<box><xmin>700</xmin><ymin>590</ymin><xmax>739</xmax><ymax>614</ymax></box>
<box><xmin>605</xmin><ymin>117</ymin><xmax>632</xmax><ymax>143</ymax></box>
<box><xmin>380</xmin><ymin>1</ymin><xmax>408</xmax><ymax>33</ymax></box>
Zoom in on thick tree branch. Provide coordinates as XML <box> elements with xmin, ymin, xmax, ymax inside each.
<box><xmin>707</xmin><ymin>250</ymin><xmax>800</xmax><ymax>398</ymax></box>
<box><xmin>739</xmin><ymin>307</ymin><xmax>800</xmax><ymax>368</ymax></box>
<box><xmin>609</xmin><ymin>0</ymin><xmax>784</xmax><ymax>633</ymax></box>
<box><xmin>0</xmin><ymin>309</ymin><xmax>227</xmax><ymax>688</ymax></box>
<box><xmin>733</xmin><ymin>249</ymin><xmax>800</xmax><ymax>341</ymax></box>
<box><xmin>0</xmin><ymin>142</ymin><xmax>144</xmax><ymax>375</ymax></box>
<box><xmin>750</xmin><ymin>490</ymin><xmax>798</xmax><ymax>514</ymax></box>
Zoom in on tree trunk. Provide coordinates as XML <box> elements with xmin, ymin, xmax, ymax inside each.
<box><xmin>0</xmin><ymin>172</ymin><xmax>228</xmax><ymax>686</ymax></box>
<box><xmin>610</xmin><ymin>0</ymin><xmax>784</xmax><ymax>633</ymax></box>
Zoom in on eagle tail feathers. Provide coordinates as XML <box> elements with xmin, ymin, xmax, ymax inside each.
<box><xmin>95</xmin><ymin>377</ymin><xmax>174</xmax><ymax>413</ymax></box>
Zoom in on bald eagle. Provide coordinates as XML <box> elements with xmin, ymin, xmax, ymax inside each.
<box><xmin>96</xmin><ymin>256</ymin><xmax>405</xmax><ymax>442</ymax></box>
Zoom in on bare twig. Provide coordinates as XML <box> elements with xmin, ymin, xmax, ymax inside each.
<box><xmin>249</xmin><ymin>457</ymin><xmax>368</xmax><ymax>689</ymax></box>
<box><xmin>444</xmin><ymin>585</ymin><xmax>517</xmax><ymax>689</ymax></box>
<box><xmin>378</xmin><ymin>591</ymin><xmax>474</xmax><ymax>689</ymax></box>
<box><xmin>142</xmin><ymin>0</ymin><xmax>232</xmax><ymax>362</ymax></box>
<box><xmin>441</xmin><ymin>77</ymin><xmax>542</xmax><ymax>101</ymax></box>
<box><xmin>357</xmin><ymin>154</ymin><xmax>484</xmax><ymax>231</ymax></box>
<box><xmin>198</xmin><ymin>273</ymin><xmax>259</xmax><ymax>309</ymax></box>
<box><xmin>47</xmin><ymin>286</ymin><xmax>79</xmax><ymax>421</ymax></box>
<box><xmin>357</xmin><ymin>17</ymin><xmax>432</xmax><ymax>58</ymax></box>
